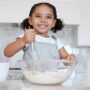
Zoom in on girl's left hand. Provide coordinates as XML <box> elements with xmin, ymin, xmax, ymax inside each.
<box><xmin>66</xmin><ymin>54</ymin><xmax>76</xmax><ymax>61</ymax></box>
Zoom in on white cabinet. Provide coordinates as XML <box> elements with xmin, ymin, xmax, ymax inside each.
<box><xmin>78</xmin><ymin>0</ymin><xmax>90</xmax><ymax>46</ymax></box>
<box><xmin>0</xmin><ymin>0</ymin><xmax>80</xmax><ymax>24</ymax></box>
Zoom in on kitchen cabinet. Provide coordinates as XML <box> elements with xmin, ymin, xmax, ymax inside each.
<box><xmin>0</xmin><ymin>0</ymin><xmax>80</xmax><ymax>24</ymax></box>
<box><xmin>78</xmin><ymin>0</ymin><xmax>90</xmax><ymax>46</ymax></box>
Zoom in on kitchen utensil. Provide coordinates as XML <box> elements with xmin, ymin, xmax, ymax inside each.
<box><xmin>31</xmin><ymin>43</ymin><xmax>37</xmax><ymax>59</ymax></box>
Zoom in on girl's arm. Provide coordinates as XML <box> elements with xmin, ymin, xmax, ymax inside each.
<box><xmin>4</xmin><ymin>29</ymin><xmax>35</xmax><ymax>57</ymax></box>
<box><xmin>4</xmin><ymin>37</ymin><xmax>26</xmax><ymax>57</ymax></box>
<box><xmin>59</xmin><ymin>47</ymin><xmax>76</xmax><ymax>60</ymax></box>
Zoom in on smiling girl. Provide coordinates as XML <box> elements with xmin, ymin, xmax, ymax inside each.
<box><xmin>4</xmin><ymin>2</ymin><xmax>76</xmax><ymax>61</ymax></box>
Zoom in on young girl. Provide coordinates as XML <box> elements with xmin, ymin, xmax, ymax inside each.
<box><xmin>4</xmin><ymin>2</ymin><xmax>76</xmax><ymax>61</ymax></box>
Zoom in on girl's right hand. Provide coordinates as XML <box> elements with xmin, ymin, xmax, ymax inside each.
<box><xmin>22</xmin><ymin>29</ymin><xmax>36</xmax><ymax>44</ymax></box>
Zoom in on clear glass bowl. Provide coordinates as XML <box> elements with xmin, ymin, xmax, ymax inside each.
<box><xmin>21</xmin><ymin>59</ymin><xmax>76</xmax><ymax>85</ymax></box>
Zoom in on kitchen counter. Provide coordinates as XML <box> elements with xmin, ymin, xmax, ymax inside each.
<box><xmin>0</xmin><ymin>76</ymin><xmax>87</xmax><ymax>90</ymax></box>
<box><xmin>0</xmin><ymin>69</ymin><xmax>87</xmax><ymax>90</ymax></box>
<box><xmin>21</xmin><ymin>80</ymin><xmax>84</xmax><ymax>90</ymax></box>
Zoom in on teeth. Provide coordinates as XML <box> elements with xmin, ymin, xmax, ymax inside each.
<box><xmin>38</xmin><ymin>25</ymin><xmax>47</xmax><ymax>29</ymax></box>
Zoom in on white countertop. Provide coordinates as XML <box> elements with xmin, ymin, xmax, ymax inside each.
<box><xmin>21</xmin><ymin>80</ymin><xmax>76</xmax><ymax>90</ymax></box>
<box><xmin>0</xmin><ymin>71</ymin><xmax>87</xmax><ymax>90</ymax></box>
<box><xmin>0</xmin><ymin>77</ymin><xmax>86</xmax><ymax>90</ymax></box>
<box><xmin>21</xmin><ymin>76</ymin><xmax>85</xmax><ymax>90</ymax></box>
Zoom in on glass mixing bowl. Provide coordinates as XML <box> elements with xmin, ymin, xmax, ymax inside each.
<box><xmin>21</xmin><ymin>59</ymin><xmax>76</xmax><ymax>85</ymax></box>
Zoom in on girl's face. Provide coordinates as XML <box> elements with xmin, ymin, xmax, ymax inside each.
<box><xmin>29</xmin><ymin>5</ymin><xmax>56</xmax><ymax>37</ymax></box>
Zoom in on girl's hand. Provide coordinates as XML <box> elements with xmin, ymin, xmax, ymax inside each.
<box><xmin>66</xmin><ymin>54</ymin><xmax>76</xmax><ymax>61</ymax></box>
<box><xmin>66</xmin><ymin>54</ymin><xmax>77</xmax><ymax>65</ymax></box>
<box><xmin>22</xmin><ymin>29</ymin><xmax>36</xmax><ymax>44</ymax></box>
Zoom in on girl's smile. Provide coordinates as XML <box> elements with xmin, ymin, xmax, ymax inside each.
<box><xmin>37</xmin><ymin>23</ymin><xmax>48</xmax><ymax>29</ymax></box>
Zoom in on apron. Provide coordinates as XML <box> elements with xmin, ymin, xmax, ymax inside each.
<box><xmin>23</xmin><ymin>37</ymin><xmax>60</xmax><ymax>60</ymax></box>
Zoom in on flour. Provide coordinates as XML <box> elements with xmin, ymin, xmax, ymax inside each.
<box><xmin>23</xmin><ymin>69</ymin><xmax>72</xmax><ymax>85</ymax></box>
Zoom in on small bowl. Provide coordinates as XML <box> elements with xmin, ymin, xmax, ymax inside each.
<box><xmin>22</xmin><ymin>59</ymin><xmax>75</xmax><ymax>85</ymax></box>
<box><xmin>0</xmin><ymin>62</ymin><xmax>9</xmax><ymax>82</ymax></box>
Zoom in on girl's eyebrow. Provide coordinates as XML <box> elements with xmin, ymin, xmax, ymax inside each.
<box><xmin>35</xmin><ymin>13</ymin><xmax>53</xmax><ymax>16</ymax></box>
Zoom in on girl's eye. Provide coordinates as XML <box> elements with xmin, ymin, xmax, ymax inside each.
<box><xmin>35</xmin><ymin>15</ymin><xmax>41</xmax><ymax>18</ymax></box>
<box><xmin>46</xmin><ymin>16</ymin><xmax>52</xmax><ymax>19</ymax></box>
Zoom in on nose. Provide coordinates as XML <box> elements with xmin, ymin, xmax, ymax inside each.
<box><xmin>40</xmin><ymin>17</ymin><xmax>46</xmax><ymax>22</ymax></box>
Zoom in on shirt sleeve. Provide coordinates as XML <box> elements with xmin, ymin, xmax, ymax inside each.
<box><xmin>56</xmin><ymin>38</ymin><xmax>64</xmax><ymax>50</ymax></box>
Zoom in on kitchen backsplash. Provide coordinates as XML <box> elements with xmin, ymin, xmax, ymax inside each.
<box><xmin>0</xmin><ymin>23</ymin><xmax>90</xmax><ymax>75</ymax></box>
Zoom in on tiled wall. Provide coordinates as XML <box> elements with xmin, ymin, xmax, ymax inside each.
<box><xmin>0</xmin><ymin>23</ymin><xmax>24</xmax><ymax>61</ymax></box>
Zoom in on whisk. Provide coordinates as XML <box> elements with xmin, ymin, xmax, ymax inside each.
<box><xmin>31</xmin><ymin>43</ymin><xmax>45</xmax><ymax>72</ymax></box>
<box><xmin>31</xmin><ymin>43</ymin><xmax>37</xmax><ymax>59</ymax></box>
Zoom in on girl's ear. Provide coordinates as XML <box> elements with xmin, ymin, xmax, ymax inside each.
<box><xmin>52</xmin><ymin>19</ymin><xmax>56</xmax><ymax>28</ymax></box>
<box><xmin>28</xmin><ymin>16</ymin><xmax>32</xmax><ymax>25</ymax></box>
